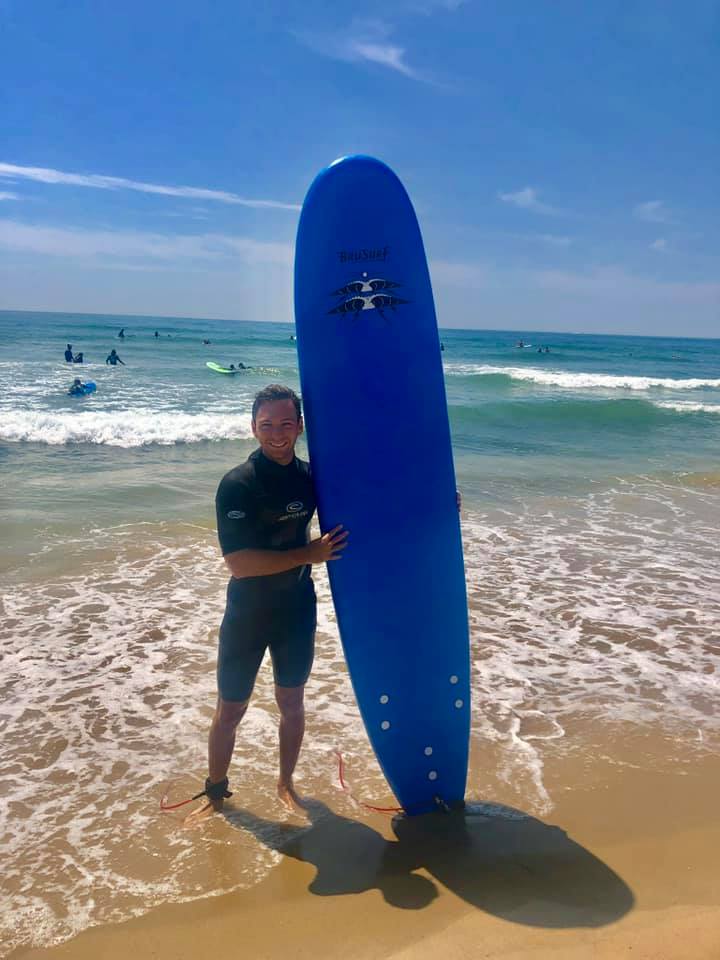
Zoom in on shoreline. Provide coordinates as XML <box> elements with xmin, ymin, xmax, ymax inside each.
<box><xmin>11</xmin><ymin>748</ymin><xmax>720</xmax><ymax>960</ymax></box>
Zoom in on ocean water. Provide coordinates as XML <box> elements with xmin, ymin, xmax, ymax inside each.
<box><xmin>1</xmin><ymin>309</ymin><xmax>719</xmax><ymax>953</ymax></box>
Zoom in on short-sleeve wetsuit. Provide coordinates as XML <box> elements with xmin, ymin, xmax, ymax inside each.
<box><xmin>215</xmin><ymin>448</ymin><xmax>317</xmax><ymax>702</ymax></box>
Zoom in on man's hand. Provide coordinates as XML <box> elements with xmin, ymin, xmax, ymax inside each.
<box><xmin>305</xmin><ymin>525</ymin><xmax>349</xmax><ymax>563</ymax></box>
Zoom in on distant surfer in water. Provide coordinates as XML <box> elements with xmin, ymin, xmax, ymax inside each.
<box><xmin>187</xmin><ymin>384</ymin><xmax>349</xmax><ymax>822</ymax></box>
<box><xmin>118</xmin><ymin>328</ymin><xmax>125</xmax><ymax>339</ymax></box>
<box><xmin>106</xmin><ymin>349</ymin><xmax>125</xmax><ymax>365</ymax></box>
<box><xmin>68</xmin><ymin>378</ymin><xmax>85</xmax><ymax>396</ymax></box>
<box><xmin>64</xmin><ymin>344</ymin><xmax>74</xmax><ymax>362</ymax></box>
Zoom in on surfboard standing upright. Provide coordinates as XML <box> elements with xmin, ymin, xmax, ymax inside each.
<box><xmin>294</xmin><ymin>156</ymin><xmax>470</xmax><ymax>815</ymax></box>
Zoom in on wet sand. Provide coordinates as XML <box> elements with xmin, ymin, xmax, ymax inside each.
<box><xmin>12</xmin><ymin>744</ymin><xmax>720</xmax><ymax>960</ymax></box>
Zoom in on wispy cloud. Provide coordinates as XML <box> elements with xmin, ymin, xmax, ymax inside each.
<box><xmin>433</xmin><ymin>258</ymin><xmax>720</xmax><ymax>307</ymax></box>
<box><xmin>295</xmin><ymin>19</ymin><xmax>424</xmax><ymax>81</ymax></box>
<box><xmin>633</xmin><ymin>200</ymin><xmax>672</xmax><ymax>224</ymax></box>
<box><xmin>0</xmin><ymin>191</ymin><xmax>19</xmax><ymax>201</ymax></box>
<box><xmin>537</xmin><ymin>234</ymin><xmax>573</xmax><ymax>247</ymax></box>
<box><xmin>498</xmin><ymin>187</ymin><xmax>562</xmax><ymax>216</ymax></box>
<box><xmin>0</xmin><ymin>219</ymin><xmax>292</xmax><ymax>265</ymax></box>
<box><xmin>0</xmin><ymin>162</ymin><xmax>301</xmax><ymax>211</ymax></box>
<box><xmin>650</xmin><ymin>237</ymin><xmax>667</xmax><ymax>252</ymax></box>
<box><xmin>405</xmin><ymin>0</ymin><xmax>467</xmax><ymax>14</ymax></box>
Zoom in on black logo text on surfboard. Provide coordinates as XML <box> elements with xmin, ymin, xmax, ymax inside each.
<box><xmin>328</xmin><ymin>272</ymin><xmax>410</xmax><ymax>318</ymax></box>
<box><xmin>337</xmin><ymin>246</ymin><xmax>390</xmax><ymax>264</ymax></box>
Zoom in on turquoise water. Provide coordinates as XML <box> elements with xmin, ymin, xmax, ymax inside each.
<box><xmin>1</xmin><ymin>309</ymin><xmax>719</xmax><ymax>954</ymax></box>
<box><xmin>1</xmin><ymin>310</ymin><xmax>719</xmax><ymax>532</ymax></box>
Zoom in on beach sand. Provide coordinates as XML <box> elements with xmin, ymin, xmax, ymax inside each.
<box><xmin>12</xmin><ymin>738</ymin><xmax>719</xmax><ymax>960</ymax></box>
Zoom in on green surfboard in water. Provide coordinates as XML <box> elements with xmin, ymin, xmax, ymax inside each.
<box><xmin>206</xmin><ymin>362</ymin><xmax>237</xmax><ymax>375</ymax></box>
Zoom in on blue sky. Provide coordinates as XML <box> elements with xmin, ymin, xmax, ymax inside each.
<box><xmin>1</xmin><ymin>0</ymin><xmax>718</xmax><ymax>335</ymax></box>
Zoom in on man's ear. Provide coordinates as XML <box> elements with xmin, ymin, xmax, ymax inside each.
<box><xmin>298</xmin><ymin>416</ymin><xmax>304</xmax><ymax>435</ymax></box>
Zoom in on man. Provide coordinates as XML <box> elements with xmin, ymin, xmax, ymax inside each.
<box><xmin>64</xmin><ymin>344</ymin><xmax>74</xmax><ymax>362</ymax></box>
<box><xmin>106</xmin><ymin>349</ymin><xmax>125</xmax><ymax>365</ymax></box>
<box><xmin>193</xmin><ymin>384</ymin><xmax>348</xmax><ymax>819</ymax></box>
<box><xmin>68</xmin><ymin>378</ymin><xmax>85</xmax><ymax>395</ymax></box>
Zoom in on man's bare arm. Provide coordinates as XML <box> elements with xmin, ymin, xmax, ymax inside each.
<box><xmin>224</xmin><ymin>525</ymin><xmax>348</xmax><ymax>579</ymax></box>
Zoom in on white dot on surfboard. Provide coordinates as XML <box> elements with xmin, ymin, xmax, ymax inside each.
<box><xmin>450</xmin><ymin>675</ymin><xmax>458</xmax><ymax>684</ymax></box>
<box><xmin>424</xmin><ymin>747</ymin><xmax>433</xmax><ymax>756</ymax></box>
<box><xmin>381</xmin><ymin>720</ymin><xmax>390</xmax><ymax>730</ymax></box>
<box><xmin>455</xmin><ymin>699</ymin><xmax>463</xmax><ymax>709</ymax></box>
<box><xmin>379</xmin><ymin>694</ymin><xmax>389</xmax><ymax>704</ymax></box>
<box><xmin>428</xmin><ymin>771</ymin><xmax>438</xmax><ymax>781</ymax></box>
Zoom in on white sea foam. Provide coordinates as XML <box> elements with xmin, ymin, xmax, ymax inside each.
<box><xmin>652</xmin><ymin>400</ymin><xmax>720</xmax><ymax>415</ymax></box>
<box><xmin>462</xmin><ymin>477</ymin><xmax>719</xmax><ymax>815</ymax></box>
<box><xmin>0</xmin><ymin>409</ymin><xmax>254</xmax><ymax>446</ymax></box>
<box><xmin>0</xmin><ymin>521</ymin><xmax>368</xmax><ymax>956</ymax></box>
<box><xmin>447</xmin><ymin>364</ymin><xmax>720</xmax><ymax>392</ymax></box>
<box><xmin>2</xmin><ymin>478</ymin><xmax>719</xmax><ymax>954</ymax></box>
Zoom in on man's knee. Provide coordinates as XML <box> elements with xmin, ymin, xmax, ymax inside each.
<box><xmin>215</xmin><ymin>697</ymin><xmax>249</xmax><ymax>730</ymax></box>
<box><xmin>275</xmin><ymin>685</ymin><xmax>305</xmax><ymax>719</ymax></box>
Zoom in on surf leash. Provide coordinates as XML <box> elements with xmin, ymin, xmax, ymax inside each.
<box><xmin>160</xmin><ymin>777</ymin><xmax>233</xmax><ymax>812</ymax></box>
<box><xmin>334</xmin><ymin>750</ymin><xmax>403</xmax><ymax>816</ymax></box>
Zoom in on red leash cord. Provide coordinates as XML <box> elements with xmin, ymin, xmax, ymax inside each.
<box><xmin>159</xmin><ymin>788</ymin><xmax>207</xmax><ymax>812</ymax></box>
<box><xmin>335</xmin><ymin>750</ymin><xmax>403</xmax><ymax>816</ymax></box>
<box><xmin>160</xmin><ymin>756</ymin><xmax>403</xmax><ymax>816</ymax></box>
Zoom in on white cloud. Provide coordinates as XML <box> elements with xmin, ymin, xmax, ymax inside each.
<box><xmin>0</xmin><ymin>219</ymin><xmax>292</xmax><ymax>265</ymax></box>
<box><xmin>295</xmin><ymin>19</ymin><xmax>425</xmax><ymax>81</ymax></box>
<box><xmin>650</xmin><ymin>237</ymin><xmax>667</xmax><ymax>252</ymax></box>
<box><xmin>0</xmin><ymin>191</ymin><xmax>19</xmax><ymax>201</ymax></box>
<box><xmin>0</xmin><ymin>162</ymin><xmax>301</xmax><ymax>211</ymax></box>
<box><xmin>405</xmin><ymin>0</ymin><xmax>467</xmax><ymax>15</ymax></box>
<box><xmin>433</xmin><ymin>257</ymin><xmax>720</xmax><ymax>304</ymax></box>
<box><xmin>498</xmin><ymin>187</ymin><xmax>561</xmax><ymax>216</ymax></box>
<box><xmin>634</xmin><ymin>200</ymin><xmax>672</xmax><ymax>224</ymax></box>
<box><xmin>348</xmin><ymin>41</ymin><xmax>418</xmax><ymax>77</ymax></box>
<box><xmin>537</xmin><ymin>234</ymin><xmax>573</xmax><ymax>247</ymax></box>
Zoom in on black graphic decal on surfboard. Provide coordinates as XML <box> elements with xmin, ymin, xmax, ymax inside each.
<box><xmin>329</xmin><ymin>274</ymin><xmax>410</xmax><ymax>317</ymax></box>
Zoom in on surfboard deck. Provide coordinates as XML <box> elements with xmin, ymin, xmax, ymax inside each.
<box><xmin>206</xmin><ymin>362</ymin><xmax>236</xmax><ymax>374</ymax></box>
<box><xmin>294</xmin><ymin>156</ymin><xmax>470</xmax><ymax>815</ymax></box>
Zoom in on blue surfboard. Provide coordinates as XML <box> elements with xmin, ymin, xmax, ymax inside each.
<box><xmin>294</xmin><ymin>156</ymin><xmax>470</xmax><ymax>815</ymax></box>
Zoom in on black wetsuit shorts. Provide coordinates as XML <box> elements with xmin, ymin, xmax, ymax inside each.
<box><xmin>217</xmin><ymin>581</ymin><xmax>316</xmax><ymax>702</ymax></box>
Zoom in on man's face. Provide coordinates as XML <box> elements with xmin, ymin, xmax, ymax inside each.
<box><xmin>252</xmin><ymin>398</ymin><xmax>303</xmax><ymax>465</ymax></box>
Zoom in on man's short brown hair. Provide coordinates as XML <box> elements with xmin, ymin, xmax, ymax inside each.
<box><xmin>251</xmin><ymin>384</ymin><xmax>302</xmax><ymax>422</ymax></box>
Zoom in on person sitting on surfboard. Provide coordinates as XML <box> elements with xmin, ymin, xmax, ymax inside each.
<box><xmin>187</xmin><ymin>384</ymin><xmax>349</xmax><ymax>821</ymax></box>
<box><xmin>106</xmin><ymin>349</ymin><xmax>125</xmax><ymax>366</ymax></box>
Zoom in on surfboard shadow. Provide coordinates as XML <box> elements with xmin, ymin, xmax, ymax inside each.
<box><xmin>223</xmin><ymin>798</ymin><xmax>635</xmax><ymax>926</ymax></box>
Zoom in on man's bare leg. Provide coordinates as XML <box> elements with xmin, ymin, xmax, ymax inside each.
<box><xmin>275</xmin><ymin>684</ymin><xmax>307</xmax><ymax>813</ymax></box>
<box><xmin>185</xmin><ymin>695</ymin><xmax>249</xmax><ymax>824</ymax></box>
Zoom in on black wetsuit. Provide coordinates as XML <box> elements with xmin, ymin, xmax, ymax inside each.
<box><xmin>215</xmin><ymin>449</ymin><xmax>317</xmax><ymax>701</ymax></box>
<box><xmin>64</xmin><ymin>348</ymin><xmax>73</xmax><ymax>362</ymax></box>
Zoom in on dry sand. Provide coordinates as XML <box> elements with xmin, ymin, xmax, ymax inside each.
<box><xmin>11</xmin><ymin>743</ymin><xmax>720</xmax><ymax>960</ymax></box>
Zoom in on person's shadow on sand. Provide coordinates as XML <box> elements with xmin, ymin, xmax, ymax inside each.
<box><xmin>223</xmin><ymin>798</ymin><xmax>635</xmax><ymax>927</ymax></box>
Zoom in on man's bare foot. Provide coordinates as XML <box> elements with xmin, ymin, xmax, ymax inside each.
<box><xmin>183</xmin><ymin>797</ymin><xmax>224</xmax><ymax>828</ymax></box>
<box><xmin>277</xmin><ymin>782</ymin><xmax>307</xmax><ymax>816</ymax></box>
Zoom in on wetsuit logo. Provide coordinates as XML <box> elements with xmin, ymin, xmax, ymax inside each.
<box><xmin>329</xmin><ymin>272</ymin><xmax>410</xmax><ymax>319</ymax></box>
<box><xmin>227</xmin><ymin>510</ymin><xmax>246</xmax><ymax>519</ymax></box>
<box><xmin>286</xmin><ymin>501</ymin><xmax>304</xmax><ymax>513</ymax></box>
